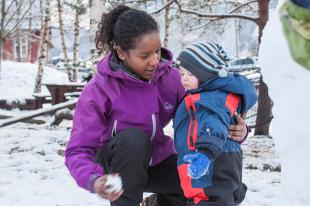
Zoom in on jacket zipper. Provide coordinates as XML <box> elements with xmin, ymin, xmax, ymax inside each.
<box><xmin>125</xmin><ymin>72</ymin><xmax>154</xmax><ymax>83</ymax></box>
<box><xmin>111</xmin><ymin>120</ymin><xmax>118</xmax><ymax>137</ymax></box>
<box><xmin>189</xmin><ymin>108</ymin><xmax>195</xmax><ymax>147</ymax></box>
<box><xmin>149</xmin><ymin>113</ymin><xmax>157</xmax><ymax>166</ymax></box>
<box><xmin>150</xmin><ymin>114</ymin><xmax>156</xmax><ymax>141</ymax></box>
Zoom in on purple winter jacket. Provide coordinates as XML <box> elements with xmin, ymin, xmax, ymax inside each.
<box><xmin>65</xmin><ymin>48</ymin><xmax>186</xmax><ymax>192</ymax></box>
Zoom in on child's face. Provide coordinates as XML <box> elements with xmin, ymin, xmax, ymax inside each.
<box><xmin>179</xmin><ymin>66</ymin><xmax>199</xmax><ymax>90</ymax></box>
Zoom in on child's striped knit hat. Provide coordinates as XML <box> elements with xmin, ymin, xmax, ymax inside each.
<box><xmin>176</xmin><ymin>42</ymin><xmax>230</xmax><ymax>84</ymax></box>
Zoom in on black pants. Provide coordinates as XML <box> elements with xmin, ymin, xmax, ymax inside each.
<box><xmin>95</xmin><ymin>128</ymin><xmax>187</xmax><ymax>206</ymax></box>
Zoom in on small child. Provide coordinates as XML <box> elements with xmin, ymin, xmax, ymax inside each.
<box><xmin>173</xmin><ymin>42</ymin><xmax>257</xmax><ymax>206</ymax></box>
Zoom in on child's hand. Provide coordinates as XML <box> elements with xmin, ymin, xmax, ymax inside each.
<box><xmin>183</xmin><ymin>152</ymin><xmax>211</xmax><ymax>179</ymax></box>
<box><xmin>229</xmin><ymin>112</ymin><xmax>247</xmax><ymax>141</ymax></box>
<box><xmin>93</xmin><ymin>174</ymin><xmax>123</xmax><ymax>202</ymax></box>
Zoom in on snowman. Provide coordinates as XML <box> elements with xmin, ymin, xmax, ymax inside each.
<box><xmin>259</xmin><ymin>0</ymin><xmax>310</xmax><ymax>205</ymax></box>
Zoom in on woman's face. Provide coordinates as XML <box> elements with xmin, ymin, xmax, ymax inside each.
<box><xmin>119</xmin><ymin>32</ymin><xmax>161</xmax><ymax>80</ymax></box>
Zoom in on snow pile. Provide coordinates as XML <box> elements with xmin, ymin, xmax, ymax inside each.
<box><xmin>0</xmin><ymin>61</ymin><xmax>69</xmax><ymax>100</ymax></box>
<box><xmin>259</xmin><ymin>0</ymin><xmax>310</xmax><ymax>205</ymax></box>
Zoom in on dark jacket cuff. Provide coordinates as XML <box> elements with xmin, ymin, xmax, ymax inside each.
<box><xmin>87</xmin><ymin>174</ymin><xmax>101</xmax><ymax>193</ymax></box>
<box><xmin>238</xmin><ymin>125</ymin><xmax>251</xmax><ymax>144</ymax></box>
<box><xmin>197</xmin><ymin>149</ymin><xmax>214</xmax><ymax>161</ymax></box>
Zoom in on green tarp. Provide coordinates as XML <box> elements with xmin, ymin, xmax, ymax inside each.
<box><xmin>280</xmin><ymin>0</ymin><xmax>310</xmax><ymax>70</ymax></box>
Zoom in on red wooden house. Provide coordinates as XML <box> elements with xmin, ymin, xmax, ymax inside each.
<box><xmin>1</xmin><ymin>29</ymin><xmax>41</xmax><ymax>63</ymax></box>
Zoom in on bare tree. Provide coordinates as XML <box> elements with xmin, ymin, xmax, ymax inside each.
<box><xmin>57</xmin><ymin>0</ymin><xmax>71</xmax><ymax>80</ymax></box>
<box><xmin>0</xmin><ymin>0</ymin><xmax>6</xmax><ymax>79</ymax></box>
<box><xmin>0</xmin><ymin>0</ymin><xmax>35</xmax><ymax>43</ymax></box>
<box><xmin>57</xmin><ymin>0</ymin><xmax>68</xmax><ymax>60</ymax></box>
<box><xmin>254</xmin><ymin>0</ymin><xmax>273</xmax><ymax>135</ymax></box>
<box><xmin>90</xmin><ymin>0</ymin><xmax>106</xmax><ymax>66</ymax></box>
<box><xmin>179</xmin><ymin>1</ymin><xmax>185</xmax><ymax>49</ymax></box>
<box><xmin>0</xmin><ymin>0</ymin><xmax>36</xmax><ymax>78</ymax></box>
<box><xmin>15</xmin><ymin>0</ymin><xmax>21</xmax><ymax>62</ymax></box>
<box><xmin>187</xmin><ymin>0</ymin><xmax>272</xmax><ymax>135</ymax></box>
<box><xmin>162</xmin><ymin>0</ymin><xmax>171</xmax><ymax>48</ymax></box>
<box><xmin>34</xmin><ymin>0</ymin><xmax>50</xmax><ymax>93</ymax></box>
<box><xmin>72</xmin><ymin>0</ymin><xmax>82</xmax><ymax>82</ymax></box>
<box><xmin>255</xmin><ymin>75</ymin><xmax>273</xmax><ymax>135</ymax></box>
<box><xmin>39</xmin><ymin>0</ymin><xmax>44</xmax><ymax>29</ymax></box>
<box><xmin>256</xmin><ymin>0</ymin><xmax>269</xmax><ymax>46</ymax></box>
<box><xmin>65</xmin><ymin>0</ymin><xmax>88</xmax><ymax>81</ymax></box>
<box><xmin>152</xmin><ymin>0</ymin><xmax>273</xmax><ymax>135</ymax></box>
<box><xmin>173</xmin><ymin>0</ymin><xmax>258</xmax><ymax>24</ymax></box>
<box><xmin>150</xmin><ymin>0</ymin><xmax>260</xmax><ymax>53</ymax></box>
<box><xmin>27</xmin><ymin>0</ymin><xmax>32</xmax><ymax>62</ymax></box>
<box><xmin>171</xmin><ymin>0</ymin><xmax>272</xmax><ymax>53</ymax></box>
<box><xmin>46</xmin><ymin>8</ymin><xmax>52</xmax><ymax>65</ymax></box>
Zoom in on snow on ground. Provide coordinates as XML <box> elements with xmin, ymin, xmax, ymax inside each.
<box><xmin>0</xmin><ymin>49</ymin><xmax>282</xmax><ymax>205</ymax></box>
<box><xmin>241</xmin><ymin>135</ymin><xmax>281</xmax><ymax>206</ymax></box>
<box><xmin>0</xmin><ymin>115</ymin><xmax>281</xmax><ymax>206</ymax></box>
<box><xmin>0</xmin><ymin>117</ymin><xmax>108</xmax><ymax>206</ymax></box>
<box><xmin>0</xmin><ymin>61</ymin><xmax>69</xmax><ymax>100</ymax></box>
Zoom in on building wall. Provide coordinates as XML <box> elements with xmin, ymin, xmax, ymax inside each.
<box><xmin>1</xmin><ymin>30</ymin><xmax>40</xmax><ymax>63</ymax></box>
<box><xmin>2</xmin><ymin>38</ymin><xmax>14</xmax><ymax>60</ymax></box>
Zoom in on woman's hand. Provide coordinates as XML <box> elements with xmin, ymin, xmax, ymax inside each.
<box><xmin>93</xmin><ymin>174</ymin><xmax>123</xmax><ymax>202</ymax></box>
<box><xmin>229</xmin><ymin>112</ymin><xmax>248</xmax><ymax>142</ymax></box>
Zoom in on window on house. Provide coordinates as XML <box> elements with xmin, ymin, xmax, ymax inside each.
<box><xmin>21</xmin><ymin>36</ymin><xmax>28</xmax><ymax>60</ymax></box>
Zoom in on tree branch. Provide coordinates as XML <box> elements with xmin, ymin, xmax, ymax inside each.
<box><xmin>174</xmin><ymin>0</ymin><xmax>258</xmax><ymax>24</ymax></box>
<box><xmin>229</xmin><ymin>0</ymin><xmax>258</xmax><ymax>14</ymax></box>
<box><xmin>3</xmin><ymin>0</ymin><xmax>26</xmax><ymax>31</ymax></box>
<box><xmin>189</xmin><ymin>0</ymin><xmax>259</xmax><ymax>31</ymax></box>
<box><xmin>125</xmin><ymin>0</ymin><xmax>153</xmax><ymax>4</ymax></box>
<box><xmin>151</xmin><ymin>0</ymin><xmax>175</xmax><ymax>15</ymax></box>
<box><xmin>2</xmin><ymin>0</ymin><xmax>36</xmax><ymax>39</ymax></box>
<box><xmin>4</xmin><ymin>0</ymin><xmax>16</xmax><ymax>15</ymax></box>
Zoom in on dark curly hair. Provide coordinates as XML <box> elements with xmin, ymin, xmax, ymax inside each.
<box><xmin>95</xmin><ymin>5</ymin><xmax>159</xmax><ymax>56</ymax></box>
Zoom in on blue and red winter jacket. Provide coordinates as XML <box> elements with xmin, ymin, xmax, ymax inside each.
<box><xmin>174</xmin><ymin>73</ymin><xmax>257</xmax><ymax>158</ymax></box>
<box><xmin>173</xmin><ymin>73</ymin><xmax>257</xmax><ymax>204</ymax></box>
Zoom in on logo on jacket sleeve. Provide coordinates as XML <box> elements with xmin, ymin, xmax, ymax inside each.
<box><xmin>206</xmin><ymin>128</ymin><xmax>211</xmax><ymax>135</ymax></box>
<box><xmin>164</xmin><ymin>102</ymin><xmax>174</xmax><ymax>110</ymax></box>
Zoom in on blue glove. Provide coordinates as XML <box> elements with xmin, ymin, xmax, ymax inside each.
<box><xmin>183</xmin><ymin>152</ymin><xmax>211</xmax><ymax>179</ymax></box>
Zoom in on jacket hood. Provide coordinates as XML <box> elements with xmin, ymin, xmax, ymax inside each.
<box><xmin>189</xmin><ymin>74</ymin><xmax>257</xmax><ymax>113</ymax></box>
<box><xmin>96</xmin><ymin>47</ymin><xmax>174</xmax><ymax>83</ymax></box>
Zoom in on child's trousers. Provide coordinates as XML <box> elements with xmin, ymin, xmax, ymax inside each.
<box><xmin>177</xmin><ymin>151</ymin><xmax>247</xmax><ymax>206</ymax></box>
<box><xmin>95</xmin><ymin>128</ymin><xmax>187</xmax><ymax>206</ymax></box>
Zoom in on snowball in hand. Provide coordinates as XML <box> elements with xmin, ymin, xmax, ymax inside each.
<box><xmin>105</xmin><ymin>175</ymin><xmax>122</xmax><ymax>193</ymax></box>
